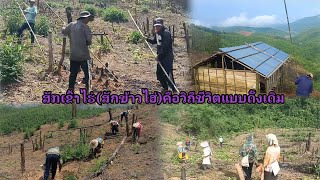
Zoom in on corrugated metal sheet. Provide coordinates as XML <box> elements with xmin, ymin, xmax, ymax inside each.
<box><xmin>219</xmin><ymin>42</ymin><xmax>289</xmax><ymax>78</ymax></box>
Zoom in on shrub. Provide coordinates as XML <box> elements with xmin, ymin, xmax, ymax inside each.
<box><xmin>61</xmin><ymin>143</ymin><xmax>90</xmax><ymax>162</ymax></box>
<box><xmin>103</xmin><ymin>6</ymin><xmax>128</xmax><ymax>23</ymax></box>
<box><xmin>141</xmin><ymin>6</ymin><xmax>149</xmax><ymax>13</ymax></box>
<box><xmin>84</xmin><ymin>4</ymin><xmax>97</xmax><ymax>17</ymax></box>
<box><xmin>24</xmin><ymin>127</ymin><xmax>35</xmax><ymax>139</ymax></box>
<box><xmin>68</xmin><ymin>119</ymin><xmax>78</xmax><ymax>129</ymax></box>
<box><xmin>97</xmin><ymin>37</ymin><xmax>111</xmax><ymax>53</ymax></box>
<box><xmin>0</xmin><ymin>36</ymin><xmax>25</xmax><ymax>83</ymax></box>
<box><xmin>35</xmin><ymin>16</ymin><xmax>50</xmax><ymax>37</ymax></box>
<box><xmin>128</xmin><ymin>31</ymin><xmax>143</xmax><ymax>44</ymax></box>
<box><xmin>5</xmin><ymin>9</ymin><xmax>24</xmax><ymax>34</ymax></box>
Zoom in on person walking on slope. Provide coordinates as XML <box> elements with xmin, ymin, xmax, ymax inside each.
<box><xmin>62</xmin><ymin>11</ymin><xmax>94</xmax><ymax>91</ymax></box>
<box><xmin>146</xmin><ymin>17</ymin><xmax>176</xmax><ymax>93</ymax></box>
<box><xmin>239</xmin><ymin>134</ymin><xmax>258</xmax><ymax>180</ymax></box>
<box><xmin>259</xmin><ymin>134</ymin><xmax>281</xmax><ymax>180</ymax></box>
<box><xmin>43</xmin><ymin>147</ymin><xmax>63</xmax><ymax>180</ymax></box>
<box><xmin>17</xmin><ymin>0</ymin><xmax>38</xmax><ymax>44</ymax></box>
<box><xmin>200</xmin><ymin>141</ymin><xmax>212</xmax><ymax>170</ymax></box>
<box><xmin>295</xmin><ymin>73</ymin><xmax>313</xmax><ymax>97</ymax></box>
<box><xmin>219</xmin><ymin>136</ymin><xmax>224</xmax><ymax>147</ymax></box>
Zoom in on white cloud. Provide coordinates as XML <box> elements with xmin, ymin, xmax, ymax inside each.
<box><xmin>190</xmin><ymin>19</ymin><xmax>211</xmax><ymax>27</ymax></box>
<box><xmin>220</xmin><ymin>13</ymin><xmax>280</xmax><ymax>27</ymax></box>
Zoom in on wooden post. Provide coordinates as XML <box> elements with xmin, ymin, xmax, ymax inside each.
<box><xmin>134</xmin><ymin>7</ymin><xmax>137</xmax><ymax>22</ymax></box>
<box><xmin>146</xmin><ymin>17</ymin><xmax>150</xmax><ymax>36</ymax></box>
<box><xmin>108</xmin><ymin>108</ymin><xmax>113</xmax><ymax>120</ymax></box>
<box><xmin>42</xmin><ymin>135</ymin><xmax>45</xmax><ymax>151</ymax></box>
<box><xmin>100</xmin><ymin>35</ymin><xmax>104</xmax><ymax>45</ymax></box>
<box><xmin>72</xmin><ymin>100</ymin><xmax>77</xmax><ymax>119</ymax></box>
<box><xmin>57</xmin><ymin>37</ymin><xmax>66</xmax><ymax>74</ymax></box>
<box><xmin>307</xmin><ymin>133</ymin><xmax>311</xmax><ymax>152</ymax></box>
<box><xmin>172</xmin><ymin>25</ymin><xmax>175</xmax><ymax>45</ymax></box>
<box><xmin>39</xmin><ymin>131</ymin><xmax>42</xmax><ymax>149</ymax></box>
<box><xmin>48</xmin><ymin>31</ymin><xmax>53</xmax><ymax>72</ymax></box>
<box><xmin>131</xmin><ymin>114</ymin><xmax>135</xmax><ymax>134</ymax></box>
<box><xmin>37</xmin><ymin>0</ymin><xmax>40</xmax><ymax>9</ymax></box>
<box><xmin>21</xmin><ymin>143</ymin><xmax>25</xmax><ymax>173</ymax></box>
<box><xmin>126</xmin><ymin>115</ymin><xmax>129</xmax><ymax>137</ymax></box>
<box><xmin>8</xmin><ymin>144</ymin><xmax>11</xmax><ymax>155</ymax></box>
<box><xmin>183</xmin><ymin>22</ymin><xmax>190</xmax><ymax>54</ymax></box>
<box><xmin>181</xmin><ymin>166</ymin><xmax>186</xmax><ymax>180</ymax></box>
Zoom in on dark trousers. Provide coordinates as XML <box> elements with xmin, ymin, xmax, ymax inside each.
<box><xmin>44</xmin><ymin>154</ymin><xmax>59</xmax><ymax>180</ymax></box>
<box><xmin>242</xmin><ymin>163</ymin><xmax>254</xmax><ymax>180</ymax></box>
<box><xmin>120</xmin><ymin>114</ymin><xmax>127</xmax><ymax>122</ymax></box>
<box><xmin>17</xmin><ymin>22</ymin><xmax>35</xmax><ymax>43</ymax></box>
<box><xmin>69</xmin><ymin>60</ymin><xmax>90</xmax><ymax>90</ymax></box>
<box><xmin>156</xmin><ymin>64</ymin><xmax>175</xmax><ymax>92</ymax></box>
<box><xmin>201</xmin><ymin>164</ymin><xmax>211</xmax><ymax>170</ymax></box>
<box><xmin>264</xmin><ymin>171</ymin><xmax>278</xmax><ymax>180</ymax></box>
<box><xmin>111</xmin><ymin>125</ymin><xmax>119</xmax><ymax>135</ymax></box>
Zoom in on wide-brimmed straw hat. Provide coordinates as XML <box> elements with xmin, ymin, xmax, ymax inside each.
<box><xmin>29</xmin><ymin>0</ymin><xmax>36</xmax><ymax>2</ymax></box>
<box><xmin>200</xmin><ymin>141</ymin><xmax>209</xmax><ymax>148</ymax></box>
<box><xmin>307</xmin><ymin>73</ymin><xmax>314</xmax><ymax>79</ymax></box>
<box><xmin>90</xmin><ymin>139</ymin><xmax>99</xmax><ymax>149</ymax></box>
<box><xmin>77</xmin><ymin>11</ymin><xmax>93</xmax><ymax>20</ymax></box>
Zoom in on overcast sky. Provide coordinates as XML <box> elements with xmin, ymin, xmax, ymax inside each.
<box><xmin>190</xmin><ymin>0</ymin><xmax>320</xmax><ymax>27</ymax></box>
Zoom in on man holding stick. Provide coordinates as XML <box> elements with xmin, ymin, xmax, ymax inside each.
<box><xmin>146</xmin><ymin>18</ymin><xmax>176</xmax><ymax>93</ymax></box>
<box><xmin>17</xmin><ymin>0</ymin><xmax>38</xmax><ymax>44</ymax></box>
<box><xmin>62</xmin><ymin>11</ymin><xmax>94</xmax><ymax>91</ymax></box>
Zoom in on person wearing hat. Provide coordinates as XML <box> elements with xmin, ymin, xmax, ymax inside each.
<box><xmin>239</xmin><ymin>134</ymin><xmax>258</xmax><ymax>180</ymax></box>
<box><xmin>62</xmin><ymin>11</ymin><xmax>94</xmax><ymax>91</ymax></box>
<box><xmin>43</xmin><ymin>147</ymin><xmax>63</xmax><ymax>180</ymax></box>
<box><xmin>90</xmin><ymin>137</ymin><xmax>104</xmax><ymax>158</ymax></box>
<box><xmin>109</xmin><ymin>120</ymin><xmax>119</xmax><ymax>135</ymax></box>
<box><xmin>200</xmin><ymin>141</ymin><xmax>212</xmax><ymax>170</ymax></box>
<box><xmin>177</xmin><ymin>141</ymin><xmax>188</xmax><ymax>162</ymax></box>
<box><xmin>295</xmin><ymin>73</ymin><xmax>313</xmax><ymax>97</ymax></box>
<box><xmin>17</xmin><ymin>0</ymin><xmax>38</xmax><ymax>44</ymax></box>
<box><xmin>258</xmin><ymin>134</ymin><xmax>280</xmax><ymax>180</ymax></box>
<box><xmin>146</xmin><ymin>17</ymin><xmax>176</xmax><ymax>93</ymax></box>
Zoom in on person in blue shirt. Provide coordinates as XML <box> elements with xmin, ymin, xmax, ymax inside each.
<box><xmin>295</xmin><ymin>73</ymin><xmax>313</xmax><ymax>97</ymax></box>
<box><xmin>17</xmin><ymin>0</ymin><xmax>38</xmax><ymax>44</ymax></box>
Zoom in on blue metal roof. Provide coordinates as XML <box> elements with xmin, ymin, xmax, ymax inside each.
<box><xmin>219</xmin><ymin>42</ymin><xmax>289</xmax><ymax>78</ymax></box>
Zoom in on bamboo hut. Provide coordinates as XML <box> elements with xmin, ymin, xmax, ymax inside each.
<box><xmin>193</xmin><ymin>42</ymin><xmax>290</xmax><ymax>94</ymax></box>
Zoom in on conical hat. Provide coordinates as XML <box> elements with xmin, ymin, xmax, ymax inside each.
<box><xmin>176</xmin><ymin>141</ymin><xmax>183</xmax><ymax>146</ymax></box>
<box><xmin>90</xmin><ymin>139</ymin><xmax>98</xmax><ymax>149</ymax></box>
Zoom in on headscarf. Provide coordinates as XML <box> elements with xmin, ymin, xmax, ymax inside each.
<box><xmin>239</xmin><ymin>134</ymin><xmax>258</xmax><ymax>161</ymax></box>
<box><xmin>266</xmin><ymin>134</ymin><xmax>279</xmax><ymax>146</ymax></box>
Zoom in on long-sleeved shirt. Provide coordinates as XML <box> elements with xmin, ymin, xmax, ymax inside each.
<box><xmin>295</xmin><ymin>75</ymin><xmax>313</xmax><ymax>97</ymax></box>
<box><xmin>24</xmin><ymin>6</ymin><xmax>38</xmax><ymax>23</ymax></box>
<box><xmin>147</xmin><ymin>27</ymin><xmax>174</xmax><ymax>73</ymax></box>
<box><xmin>239</xmin><ymin>142</ymin><xmax>258</xmax><ymax>163</ymax></box>
<box><xmin>202</xmin><ymin>147</ymin><xmax>212</xmax><ymax>165</ymax></box>
<box><xmin>62</xmin><ymin>20</ymin><xmax>92</xmax><ymax>62</ymax></box>
<box><xmin>263</xmin><ymin>145</ymin><xmax>280</xmax><ymax>172</ymax></box>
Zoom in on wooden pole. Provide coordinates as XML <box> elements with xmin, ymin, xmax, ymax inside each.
<box><xmin>57</xmin><ymin>37</ymin><xmax>66</xmax><ymax>74</ymax></box>
<box><xmin>72</xmin><ymin>100</ymin><xmax>77</xmax><ymax>118</ymax></box>
<box><xmin>131</xmin><ymin>114</ymin><xmax>135</xmax><ymax>134</ymax></box>
<box><xmin>100</xmin><ymin>35</ymin><xmax>104</xmax><ymax>45</ymax></box>
<box><xmin>42</xmin><ymin>135</ymin><xmax>45</xmax><ymax>151</ymax></box>
<box><xmin>235</xmin><ymin>163</ymin><xmax>245</xmax><ymax>180</ymax></box>
<box><xmin>8</xmin><ymin>143</ymin><xmax>11</xmax><ymax>155</ymax></box>
<box><xmin>181</xmin><ymin>166</ymin><xmax>186</xmax><ymax>180</ymax></box>
<box><xmin>40</xmin><ymin>131</ymin><xmax>42</xmax><ymax>149</ymax></box>
<box><xmin>21</xmin><ymin>143</ymin><xmax>25</xmax><ymax>173</ymax></box>
<box><xmin>48</xmin><ymin>31</ymin><xmax>53</xmax><ymax>72</ymax></box>
<box><xmin>172</xmin><ymin>25</ymin><xmax>175</xmax><ymax>45</ymax></box>
<box><xmin>108</xmin><ymin>108</ymin><xmax>113</xmax><ymax>121</ymax></box>
<box><xmin>66</xmin><ymin>7</ymin><xmax>73</xmax><ymax>24</ymax></box>
<box><xmin>183</xmin><ymin>22</ymin><xmax>190</xmax><ymax>54</ymax></box>
<box><xmin>307</xmin><ymin>133</ymin><xmax>311</xmax><ymax>152</ymax></box>
<box><xmin>146</xmin><ymin>17</ymin><xmax>150</xmax><ymax>36</ymax></box>
<box><xmin>126</xmin><ymin>115</ymin><xmax>129</xmax><ymax>137</ymax></box>
<box><xmin>283</xmin><ymin>0</ymin><xmax>293</xmax><ymax>43</ymax></box>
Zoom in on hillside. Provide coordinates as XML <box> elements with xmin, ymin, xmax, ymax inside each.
<box><xmin>211</xmin><ymin>26</ymin><xmax>288</xmax><ymax>37</ymax></box>
<box><xmin>294</xmin><ymin>27</ymin><xmax>320</xmax><ymax>44</ymax></box>
<box><xmin>274</xmin><ymin>15</ymin><xmax>320</xmax><ymax>34</ymax></box>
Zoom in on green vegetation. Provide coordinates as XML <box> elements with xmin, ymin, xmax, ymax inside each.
<box><xmin>35</xmin><ymin>16</ymin><xmax>50</xmax><ymax>37</ymax></box>
<box><xmin>0</xmin><ymin>36</ymin><xmax>25</xmax><ymax>83</ymax></box>
<box><xmin>97</xmin><ymin>37</ymin><xmax>111</xmax><ymax>53</ymax></box>
<box><xmin>103</xmin><ymin>6</ymin><xmax>128</xmax><ymax>23</ymax></box>
<box><xmin>0</xmin><ymin>104</ymin><xmax>106</xmax><ymax>135</ymax></box>
<box><xmin>68</xmin><ymin>119</ymin><xmax>78</xmax><ymax>129</ymax></box>
<box><xmin>61</xmin><ymin>142</ymin><xmax>90</xmax><ymax>163</ymax></box>
<box><xmin>3</xmin><ymin>7</ymin><xmax>24</xmax><ymax>34</ymax></box>
<box><xmin>84</xmin><ymin>4</ymin><xmax>97</xmax><ymax>17</ymax></box>
<box><xmin>128</xmin><ymin>31</ymin><xmax>143</xmax><ymax>44</ymax></box>
<box><xmin>90</xmin><ymin>158</ymin><xmax>108</xmax><ymax>172</ymax></box>
<box><xmin>159</xmin><ymin>98</ymin><xmax>320</xmax><ymax>139</ymax></box>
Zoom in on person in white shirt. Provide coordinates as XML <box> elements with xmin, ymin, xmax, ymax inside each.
<box><xmin>200</xmin><ymin>141</ymin><xmax>212</xmax><ymax>170</ymax></box>
<box><xmin>219</xmin><ymin>136</ymin><xmax>224</xmax><ymax>147</ymax></box>
<box><xmin>17</xmin><ymin>0</ymin><xmax>38</xmax><ymax>44</ymax></box>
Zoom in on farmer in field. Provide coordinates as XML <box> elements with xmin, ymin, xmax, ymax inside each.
<box><xmin>62</xmin><ymin>11</ymin><xmax>94</xmax><ymax>91</ymax></box>
<box><xmin>132</xmin><ymin>121</ymin><xmax>143</xmax><ymax>142</ymax></box>
<box><xmin>17</xmin><ymin>0</ymin><xmax>38</xmax><ymax>44</ymax></box>
<box><xmin>219</xmin><ymin>136</ymin><xmax>224</xmax><ymax>147</ymax></box>
<box><xmin>89</xmin><ymin>137</ymin><xmax>104</xmax><ymax>158</ymax></box>
<box><xmin>120</xmin><ymin>110</ymin><xmax>131</xmax><ymax>122</ymax></box>
<box><xmin>109</xmin><ymin>120</ymin><xmax>119</xmax><ymax>135</ymax></box>
<box><xmin>43</xmin><ymin>147</ymin><xmax>63</xmax><ymax>180</ymax></box>
<box><xmin>146</xmin><ymin>17</ymin><xmax>176</xmax><ymax>93</ymax></box>
<box><xmin>239</xmin><ymin>134</ymin><xmax>258</xmax><ymax>180</ymax></box>
<box><xmin>177</xmin><ymin>141</ymin><xmax>188</xmax><ymax>162</ymax></box>
<box><xmin>295</xmin><ymin>73</ymin><xmax>313</xmax><ymax>97</ymax></box>
<box><xmin>200</xmin><ymin>141</ymin><xmax>212</xmax><ymax>170</ymax></box>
